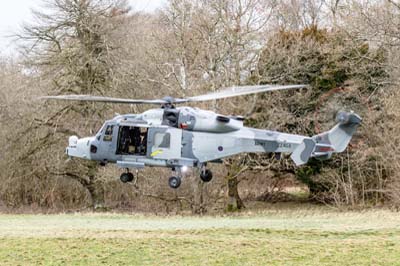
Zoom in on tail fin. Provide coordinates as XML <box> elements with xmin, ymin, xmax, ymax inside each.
<box><xmin>290</xmin><ymin>111</ymin><xmax>361</xmax><ymax>166</ymax></box>
<box><xmin>312</xmin><ymin>111</ymin><xmax>362</xmax><ymax>158</ymax></box>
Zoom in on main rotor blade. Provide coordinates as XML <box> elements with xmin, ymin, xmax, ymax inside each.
<box><xmin>182</xmin><ymin>84</ymin><xmax>308</xmax><ymax>103</ymax></box>
<box><xmin>40</xmin><ymin>84</ymin><xmax>308</xmax><ymax>105</ymax></box>
<box><xmin>40</xmin><ymin>95</ymin><xmax>168</xmax><ymax>105</ymax></box>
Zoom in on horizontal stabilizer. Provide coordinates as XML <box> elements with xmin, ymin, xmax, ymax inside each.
<box><xmin>290</xmin><ymin>138</ymin><xmax>316</xmax><ymax>166</ymax></box>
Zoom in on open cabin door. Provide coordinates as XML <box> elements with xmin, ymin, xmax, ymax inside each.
<box><xmin>147</xmin><ymin>127</ymin><xmax>182</xmax><ymax>159</ymax></box>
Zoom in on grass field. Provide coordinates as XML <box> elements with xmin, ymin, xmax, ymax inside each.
<box><xmin>0</xmin><ymin>204</ymin><xmax>399</xmax><ymax>265</ymax></box>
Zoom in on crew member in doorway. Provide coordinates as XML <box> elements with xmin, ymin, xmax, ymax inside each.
<box><xmin>131</xmin><ymin>127</ymin><xmax>141</xmax><ymax>154</ymax></box>
<box><xmin>139</xmin><ymin>128</ymin><xmax>148</xmax><ymax>155</ymax></box>
<box><xmin>120</xmin><ymin>127</ymin><xmax>131</xmax><ymax>154</ymax></box>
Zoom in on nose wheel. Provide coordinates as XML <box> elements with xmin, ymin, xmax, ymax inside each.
<box><xmin>120</xmin><ymin>169</ymin><xmax>134</xmax><ymax>183</ymax></box>
<box><xmin>168</xmin><ymin>167</ymin><xmax>183</xmax><ymax>189</ymax></box>
<box><xmin>168</xmin><ymin>176</ymin><xmax>181</xmax><ymax>189</ymax></box>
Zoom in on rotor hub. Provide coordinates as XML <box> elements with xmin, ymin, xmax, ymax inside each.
<box><xmin>161</xmin><ymin>96</ymin><xmax>176</xmax><ymax>109</ymax></box>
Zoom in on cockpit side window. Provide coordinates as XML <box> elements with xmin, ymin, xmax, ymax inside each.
<box><xmin>103</xmin><ymin>125</ymin><xmax>114</xmax><ymax>141</ymax></box>
<box><xmin>154</xmin><ymin>132</ymin><xmax>171</xmax><ymax>148</ymax></box>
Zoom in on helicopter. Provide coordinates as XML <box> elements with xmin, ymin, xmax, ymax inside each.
<box><xmin>41</xmin><ymin>85</ymin><xmax>362</xmax><ymax>189</ymax></box>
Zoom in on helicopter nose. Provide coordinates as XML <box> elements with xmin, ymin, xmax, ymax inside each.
<box><xmin>66</xmin><ymin>136</ymin><xmax>93</xmax><ymax>160</ymax></box>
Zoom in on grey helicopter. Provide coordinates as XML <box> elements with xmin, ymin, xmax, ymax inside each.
<box><xmin>41</xmin><ymin>85</ymin><xmax>362</xmax><ymax>189</ymax></box>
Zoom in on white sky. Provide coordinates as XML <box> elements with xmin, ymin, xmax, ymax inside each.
<box><xmin>0</xmin><ymin>0</ymin><xmax>166</xmax><ymax>56</ymax></box>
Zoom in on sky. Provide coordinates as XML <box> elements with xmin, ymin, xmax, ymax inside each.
<box><xmin>0</xmin><ymin>0</ymin><xmax>166</xmax><ymax>56</ymax></box>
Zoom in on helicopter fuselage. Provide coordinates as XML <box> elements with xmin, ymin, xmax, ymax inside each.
<box><xmin>67</xmin><ymin>106</ymin><xmax>308</xmax><ymax>168</ymax></box>
<box><xmin>66</xmin><ymin>106</ymin><xmax>361</xmax><ymax>173</ymax></box>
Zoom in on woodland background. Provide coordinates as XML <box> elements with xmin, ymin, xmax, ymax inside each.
<box><xmin>0</xmin><ymin>0</ymin><xmax>399</xmax><ymax>214</ymax></box>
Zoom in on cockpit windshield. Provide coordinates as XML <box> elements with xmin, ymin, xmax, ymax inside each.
<box><xmin>96</xmin><ymin>123</ymin><xmax>108</xmax><ymax>141</ymax></box>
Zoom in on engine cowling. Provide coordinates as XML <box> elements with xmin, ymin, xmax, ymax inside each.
<box><xmin>176</xmin><ymin>107</ymin><xmax>243</xmax><ymax>133</ymax></box>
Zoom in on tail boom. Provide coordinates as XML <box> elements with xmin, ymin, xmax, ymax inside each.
<box><xmin>188</xmin><ymin>112</ymin><xmax>361</xmax><ymax>166</ymax></box>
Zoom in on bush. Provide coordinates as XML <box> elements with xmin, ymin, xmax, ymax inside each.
<box><xmin>252</xmin><ymin>26</ymin><xmax>390</xmax><ymax>206</ymax></box>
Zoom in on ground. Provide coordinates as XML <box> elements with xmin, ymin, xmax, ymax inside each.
<box><xmin>0</xmin><ymin>204</ymin><xmax>399</xmax><ymax>265</ymax></box>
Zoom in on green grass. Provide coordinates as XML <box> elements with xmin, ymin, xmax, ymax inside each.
<box><xmin>0</xmin><ymin>207</ymin><xmax>400</xmax><ymax>265</ymax></box>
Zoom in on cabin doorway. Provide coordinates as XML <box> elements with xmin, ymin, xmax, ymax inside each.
<box><xmin>116</xmin><ymin>126</ymin><xmax>148</xmax><ymax>155</ymax></box>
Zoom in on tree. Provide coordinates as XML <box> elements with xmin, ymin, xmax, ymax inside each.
<box><xmin>252</xmin><ymin>25</ymin><xmax>389</xmax><ymax>205</ymax></box>
<box><xmin>156</xmin><ymin>0</ymin><xmax>274</xmax><ymax>211</ymax></box>
<box><xmin>339</xmin><ymin>0</ymin><xmax>400</xmax><ymax>207</ymax></box>
<box><xmin>7</xmin><ymin>0</ymin><xmax>130</xmax><ymax>209</ymax></box>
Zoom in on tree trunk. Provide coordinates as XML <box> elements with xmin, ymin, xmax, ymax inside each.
<box><xmin>85</xmin><ymin>162</ymin><xmax>105</xmax><ymax>210</ymax></box>
<box><xmin>192</xmin><ymin>177</ymin><xmax>205</xmax><ymax>214</ymax></box>
<box><xmin>86</xmin><ymin>178</ymin><xmax>105</xmax><ymax>210</ymax></box>
<box><xmin>226</xmin><ymin>176</ymin><xmax>244</xmax><ymax>212</ymax></box>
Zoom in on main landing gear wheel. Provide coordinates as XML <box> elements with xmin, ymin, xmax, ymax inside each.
<box><xmin>200</xmin><ymin>169</ymin><xmax>213</xmax><ymax>182</ymax></box>
<box><xmin>169</xmin><ymin>176</ymin><xmax>181</xmax><ymax>189</ymax></box>
<box><xmin>120</xmin><ymin>172</ymin><xmax>134</xmax><ymax>183</ymax></box>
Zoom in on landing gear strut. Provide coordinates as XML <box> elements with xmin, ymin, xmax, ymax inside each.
<box><xmin>200</xmin><ymin>164</ymin><xmax>213</xmax><ymax>182</ymax></box>
<box><xmin>120</xmin><ymin>169</ymin><xmax>134</xmax><ymax>183</ymax></box>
